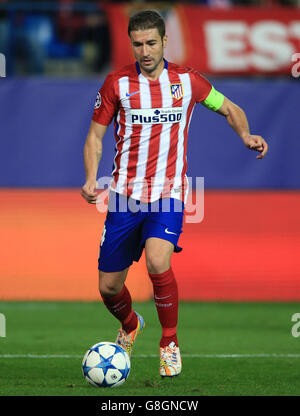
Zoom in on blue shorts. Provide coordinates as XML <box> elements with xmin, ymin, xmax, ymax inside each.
<box><xmin>98</xmin><ymin>192</ymin><xmax>184</xmax><ymax>272</ymax></box>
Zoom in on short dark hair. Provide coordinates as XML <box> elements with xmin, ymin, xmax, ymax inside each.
<box><xmin>128</xmin><ymin>10</ymin><xmax>165</xmax><ymax>39</ymax></box>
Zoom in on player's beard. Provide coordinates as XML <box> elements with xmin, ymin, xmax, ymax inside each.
<box><xmin>140</xmin><ymin>55</ymin><xmax>164</xmax><ymax>75</ymax></box>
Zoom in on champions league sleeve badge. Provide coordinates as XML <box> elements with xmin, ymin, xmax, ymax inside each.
<box><xmin>94</xmin><ymin>91</ymin><xmax>102</xmax><ymax>109</ymax></box>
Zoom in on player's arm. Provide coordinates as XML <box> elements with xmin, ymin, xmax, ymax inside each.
<box><xmin>202</xmin><ymin>87</ymin><xmax>268</xmax><ymax>159</ymax></box>
<box><xmin>217</xmin><ymin>96</ymin><xmax>268</xmax><ymax>159</ymax></box>
<box><xmin>81</xmin><ymin>120</ymin><xmax>108</xmax><ymax>204</ymax></box>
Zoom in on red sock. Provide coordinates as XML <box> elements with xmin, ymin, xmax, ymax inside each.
<box><xmin>101</xmin><ymin>285</ymin><xmax>137</xmax><ymax>334</ymax></box>
<box><xmin>148</xmin><ymin>267</ymin><xmax>178</xmax><ymax>348</ymax></box>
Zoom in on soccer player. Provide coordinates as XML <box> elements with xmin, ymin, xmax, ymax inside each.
<box><xmin>81</xmin><ymin>10</ymin><xmax>268</xmax><ymax>377</ymax></box>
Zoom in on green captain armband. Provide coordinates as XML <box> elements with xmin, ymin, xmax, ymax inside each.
<box><xmin>201</xmin><ymin>86</ymin><xmax>224</xmax><ymax>111</ymax></box>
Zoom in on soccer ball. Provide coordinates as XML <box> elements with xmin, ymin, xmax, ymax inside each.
<box><xmin>82</xmin><ymin>342</ymin><xmax>130</xmax><ymax>388</ymax></box>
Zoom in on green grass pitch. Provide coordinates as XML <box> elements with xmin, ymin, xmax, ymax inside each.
<box><xmin>0</xmin><ymin>301</ymin><xmax>300</xmax><ymax>396</ymax></box>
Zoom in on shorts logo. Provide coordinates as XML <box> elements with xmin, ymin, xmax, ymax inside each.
<box><xmin>170</xmin><ymin>83</ymin><xmax>183</xmax><ymax>100</ymax></box>
<box><xmin>94</xmin><ymin>92</ymin><xmax>101</xmax><ymax>109</ymax></box>
<box><xmin>165</xmin><ymin>228</ymin><xmax>177</xmax><ymax>235</ymax></box>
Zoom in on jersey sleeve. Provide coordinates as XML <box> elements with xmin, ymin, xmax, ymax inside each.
<box><xmin>190</xmin><ymin>69</ymin><xmax>224</xmax><ymax>111</ymax></box>
<box><xmin>190</xmin><ymin>69</ymin><xmax>213</xmax><ymax>103</ymax></box>
<box><xmin>92</xmin><ymin>73</ymin><xmax>118</xmax><ymax>126</ymax></box>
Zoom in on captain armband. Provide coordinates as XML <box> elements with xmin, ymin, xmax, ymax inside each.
<box><xmin>201</xmin><ymin>86</ymin><xmax>225</xmax><ymax>112</ymax></box>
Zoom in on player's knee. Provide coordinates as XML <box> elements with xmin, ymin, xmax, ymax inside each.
<box><xmin>99</xmin><ymin>282</ymin><xmax>120</xmax><ymax>298</ymax></box>
<box><xmin>98</xmin><ymin>273</ymin><xmax>120</xmax><ymax>298</ymax></box>
<box><xmin>146</xmin><ymin>254</ymin><xmax>170</xmax><ymax>275</ymax></box>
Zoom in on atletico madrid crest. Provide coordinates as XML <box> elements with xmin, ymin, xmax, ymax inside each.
<box><xmin>170</xmin><ymin>83</ymin><xmax>183</xmax><ymax>100</ymax></box>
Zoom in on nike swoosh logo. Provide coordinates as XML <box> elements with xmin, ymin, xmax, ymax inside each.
<box><xmin>165</xmin><ymin>228</ymin><xmax>177</xmax><ymax>235</ymax></box>
<box><xmin>154</xmin><ymin>295</ymin><xmax>171</xmax><ymax>300</ymax></box>
<box><xmin>126</xmin><ymin>91</ymin><xmax>140</xmax><ymax>97</ymax></box>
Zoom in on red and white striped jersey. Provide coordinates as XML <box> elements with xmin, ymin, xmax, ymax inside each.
<box><xmin>92</xmin><ymin>59</ymin><xmax>212</xmax><ymax>203</ymax></box>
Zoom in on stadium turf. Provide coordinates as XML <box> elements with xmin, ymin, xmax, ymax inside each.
<box><xmin>0</xmin><ymin>301</ymin><xmax>300</xmax><ymax>396</ymax></box>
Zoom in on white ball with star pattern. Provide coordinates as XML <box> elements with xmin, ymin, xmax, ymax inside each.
<box><xmin>82</xmin><ymin>342</ymin><xmax>130</xmax><ymax>388</ymax></box>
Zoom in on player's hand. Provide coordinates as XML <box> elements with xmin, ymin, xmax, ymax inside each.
<box><xmin>243</xmin><ymin>134</ymin><xmax>268</xmax><ymax>159</ymax></box>
<box><xmin>81</xmin><ymin>181</ymin><xmax>98</xmax><ymax>204</ymax></box>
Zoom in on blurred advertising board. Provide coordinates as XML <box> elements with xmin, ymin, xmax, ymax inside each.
<box><xmin>105</xmin><ymin>4</ymin><xmax>300</xmax><ymax>75</ymax></box>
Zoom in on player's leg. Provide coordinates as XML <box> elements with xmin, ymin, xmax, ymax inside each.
<box><xmin>98</xmin><ymin>267</ymin><xmax>137</xmax><ymax>333</ymax></box>
<box><xmin>99</xmin><ymin>268</ymin><xmax>145</xmax><ymax>357</ymax></box>
<box><xmin>97</xmin><ymin>192</ymin><xmax>146</xmax><ymax>355</ymax></box>
<box><xmin>145</xmin><ymin>237</ymin><xmax>178</xmax><ymax>348</ymax></box>
<box><xmin>145</xmin><ymin>237</ymin><xmax>182</xmax><ymax>377</ymax></box>
<box><xmin>141</xmin><ymin>197</ymin><xmax>184</xmax><ymax>377</ymax></box>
